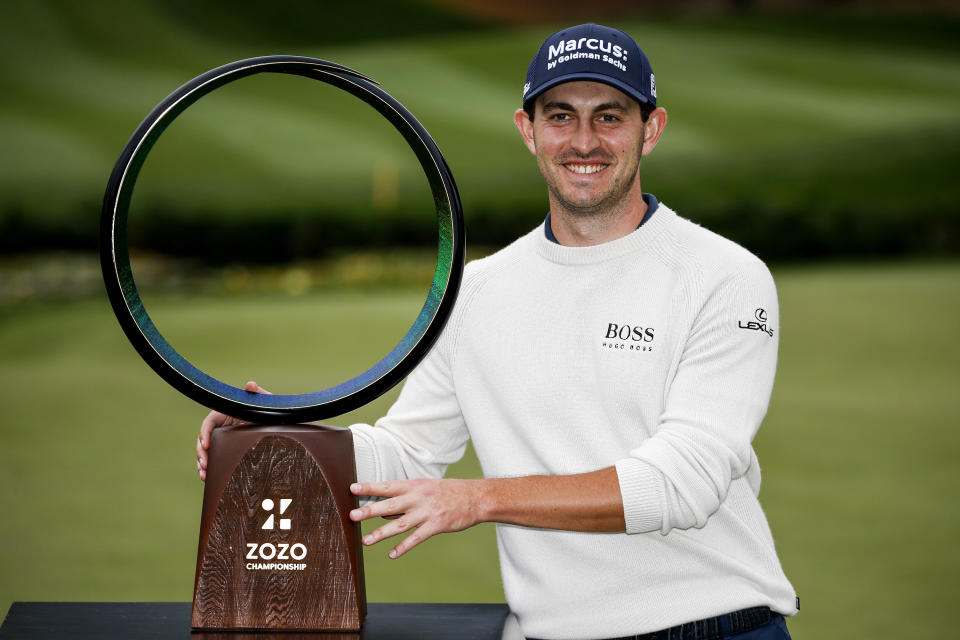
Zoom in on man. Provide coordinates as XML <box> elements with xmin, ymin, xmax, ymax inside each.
<box><xmin>197</xmin><ymin>23</ymin><xmax>796</xmax><ymax>640</ymax></box>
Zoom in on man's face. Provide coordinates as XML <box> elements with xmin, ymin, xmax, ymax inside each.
<box><xmin>520</xmin><ymin>81</ymin><xmax>648</xmax><ymax>217</ymax></box>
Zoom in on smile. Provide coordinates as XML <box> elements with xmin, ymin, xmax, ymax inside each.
<box><xmin>564</xmin><ymin>163</ymin><xmax>607</xmax><ymax>175</ymax></box>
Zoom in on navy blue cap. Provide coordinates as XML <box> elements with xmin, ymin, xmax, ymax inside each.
<box><xmin>522</xmin><ymin>23</ymin><xmax>656</xmax><ymax>113</ymax></box>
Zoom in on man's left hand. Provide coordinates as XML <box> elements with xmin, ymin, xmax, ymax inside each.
<box><xmin>349</xmin><ymin>479</ymin><xmax>486</xmax><ymax>559</ymax></box>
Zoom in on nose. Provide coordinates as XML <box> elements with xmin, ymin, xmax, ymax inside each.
<box><xmin>571</xmin><ymin>118</ymin><xmax>600</xmax><ymax>155</ymax></box>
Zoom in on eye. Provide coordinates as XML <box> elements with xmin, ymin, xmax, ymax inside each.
<box><xmin>598</xmin><ymin>113</ymin><xmax>620</xmax><ymax>123</ymax></box>
<box><xmin>550</xmin><ymin>113</ymin><xmax>572</xmax><ymax>121</ymax></box>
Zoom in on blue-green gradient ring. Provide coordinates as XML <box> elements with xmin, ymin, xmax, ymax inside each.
<box><xmin>100</xmin><ymin>56</ymin><xmax>465</xmax><ymax>424</ymax></box>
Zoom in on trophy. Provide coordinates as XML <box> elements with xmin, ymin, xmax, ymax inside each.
<box><xmin>99</xmin><ymin>57</ymin><xmax>465</xmax><ymax>631</ymax></box>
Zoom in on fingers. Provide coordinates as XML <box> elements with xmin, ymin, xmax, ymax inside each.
<box><xmin>359</xmin><ymin>512</ymin><xmax>437</xmax><ymax>559</ymax></box>
<box><xmin>348</xmin><ymin>483</ymin><xmax>409</xmax><ymax>521</ymax></box>
<box><xmin>362</xmin><ymin>513</ymin><xmax>416</xmax><ymax>545</ymax></box>
<box><xmin>197</xmin><ymin>406</ymin><xmax>241</xmax><ymax>480</ymax></box>
<box><xmin>349</xmin><ymin>494</ymin><xmax>406</xmax><ymax>523</ymax></box>
<box><xmin>197</xmin><ymin>412</ymin><xmax>218</xmax><ymax>480</ymax></box>
<box><xmin>196</xmin><ymin>380</ymin><xmax>266</xmax><ymax>481</ymax></box>
<box><xmin>197</xmin><ymin>410</ymin><xmax>226</xmax><ymax>475</ymax></box>
<box><xmin>199</xmin><ymin>412</ymin><xmax>220</xmax><ymax>450</ymax></box>
<box><xmin>348</xmin><ymin>479</ymin><xmax>465</xmax><ymax>559</ymax></box>
<box><xmin>349</xmin><ymin>485</ymin><xmax>423</xmax><ymax>557</ymax></box>
<box><xmin>388</xmin><ymin>524</ymin><xmax>436</xmax><ymax>559</ymax></box>
<box><xmin>350</xmin><ymin>481</ymin><xmax>404</xmax><ymax>499</ymax></box>
<box><xmin>196</xmin><ymin>435</ymin><xmax>207</xmax><ymax>481</ymax></box>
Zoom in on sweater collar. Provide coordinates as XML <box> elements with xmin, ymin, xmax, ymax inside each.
<box><xmin>544</xmin><ymin>193</ymin><xmax>659</xmax><ymax>244</ymax></box>
<box><xmin>534</xmin><ymin>200</ymin><xmax>674</xmax><ymax>265</ymax></box>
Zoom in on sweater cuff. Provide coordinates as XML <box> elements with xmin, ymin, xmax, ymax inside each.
<box><xmin>349</xmin><ymin>426</ymin><xmax>379</xmax><ymax>484</ymax></box>
<box><xmin>615</xmin><ymin>458</ymin><xmax>665</xmax><ymax>534</ymax></box>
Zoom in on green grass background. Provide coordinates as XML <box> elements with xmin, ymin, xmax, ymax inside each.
<box><xmin>2</xmin><ymin>2</ymin><xmax>960</xmax><ymax>637</ymax></box>
<box><xmin>1</xmin><ymin>261</ymin><xmax>959</xmax><ymax>638</ymax></box>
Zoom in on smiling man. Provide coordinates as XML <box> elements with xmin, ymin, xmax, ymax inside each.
<box><xmin>517</xmin><ymin>79</ymin><xmax>661</xmax><ymax>246</ymax></box>
<box><xmin>198</xmin><ymin>22</ymin><xmax>797</xmax><ymax>640</ymax></box>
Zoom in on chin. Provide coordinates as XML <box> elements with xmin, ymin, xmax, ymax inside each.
<box><xmin>558</xmin><ymin>198</ymin><xmax>610</xmax><ymax>217</ymax></box>
<box><xmin>567</xmin><ymin>189</ymin><xmax>610</xmax><ymax>208</ymax></box>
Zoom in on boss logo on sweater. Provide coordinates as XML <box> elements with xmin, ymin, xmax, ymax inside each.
<box><xmin>738</xmin><ymin>308</ymin><xmax>774</xmax><ymax>337</ymax></box>
<box><xmin>601</xmin><ymin>322</ymin><xmax>656</xmax><ymax>352</ymax></box>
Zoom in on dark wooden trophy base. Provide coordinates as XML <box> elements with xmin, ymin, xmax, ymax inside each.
<box><xmin>191</xmin><ymin>424</ymin><xmax>366</xmax><ymax>631</ymax></box>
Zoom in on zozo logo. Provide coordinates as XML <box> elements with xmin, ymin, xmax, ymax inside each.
<box><xmin>260</xmin><ymin>497</ymin><xmax>291</xmax><ymax>530</ymax></box>
<box><xmin>245</xmin><ymin>497</ymin><xmax>308</xmax><ymax>565</ymax></box>
<box><xmin>246</xmin><ymin>542</ymin><xmax>307</xmax><ymax>561</ymax></box>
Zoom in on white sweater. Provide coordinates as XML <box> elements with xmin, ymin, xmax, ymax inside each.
<box><xmin>349</xmin><ymin>203</ymin><xmax>797</xmax><ymax>639</ymax></box>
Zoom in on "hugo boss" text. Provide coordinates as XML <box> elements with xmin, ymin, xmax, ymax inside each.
<box><xmin>605</xmin><ymin>323</ymin><xmax>655</xmax><ymax>342</ymax></box>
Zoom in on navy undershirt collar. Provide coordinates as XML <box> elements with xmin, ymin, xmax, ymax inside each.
<box><xmin>544</xmin><ymin>193</ymin><xmax>659</xmax><ymax>244</ymax></box>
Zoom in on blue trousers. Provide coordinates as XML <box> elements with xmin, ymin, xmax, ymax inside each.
<box><xmin>526</xmin><ymin>610</ymin><xmax>791</xmax><ymax>640</ymax></box>
<box><xmin>723</xmin><ymin>614</ymin><xmax>791</xmax><ymax>640</ymax></box>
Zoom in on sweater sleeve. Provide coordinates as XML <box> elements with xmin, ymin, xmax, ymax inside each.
<box><xmin>348</xmin><ymin>299</ymin><xmax>470</xmax><ymax>492</ymax></box>
<box><xmin>615</xmin><ymin>259</ymin><xmax>780</xmax><ymax>534</ymax></box>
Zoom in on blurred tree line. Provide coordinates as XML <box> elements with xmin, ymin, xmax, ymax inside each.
<box><xmin>1</xmin><ymin>0</ymin><xmax>957</xmax><ymax>263</ymax></box>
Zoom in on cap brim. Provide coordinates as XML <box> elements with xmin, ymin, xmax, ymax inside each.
<box><xmin>523</xmin><ymin>72</ymin><xmax>653</xmax><ymax>112</ymax></box>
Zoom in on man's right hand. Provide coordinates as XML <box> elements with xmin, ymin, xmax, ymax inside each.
<box><xmin>196</xmin><ymin>380</ymin><xmax>270</xmax><ymax>481</ymax></box>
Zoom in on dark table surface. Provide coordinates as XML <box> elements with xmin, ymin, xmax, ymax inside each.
<box><xmin>0</xmin><ymin>602</ymin><xmax>511</xmax><ymax>640</ymax></box>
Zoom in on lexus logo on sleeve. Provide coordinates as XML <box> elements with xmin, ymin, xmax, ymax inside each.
<box><xmin>738</xmin><ymin>308</ymin><xmax>774</xmax><ymax>337</ymax></box>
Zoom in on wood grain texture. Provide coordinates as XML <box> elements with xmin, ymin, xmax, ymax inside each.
<box><xmin>191</xmin><ymin>428</ymin><xmax>365</xmax><ymax>631</ymax></box>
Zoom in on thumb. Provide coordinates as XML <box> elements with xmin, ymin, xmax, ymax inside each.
<box><xmin>245</xmin><ymin>380</ymin><xmax>273</xmax><ymax>395</ymax></box>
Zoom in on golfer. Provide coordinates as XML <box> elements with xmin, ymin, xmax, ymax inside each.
<box><xmin>198</xmin><ymin>23</ymin><xmax>797</xmax><ymax>640</ymax></box>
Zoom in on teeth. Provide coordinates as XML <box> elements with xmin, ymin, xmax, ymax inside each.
<box><xmin>565</xmin><ymin>164</ymin><xmax>605</xmax><ymax>174</ymax></box>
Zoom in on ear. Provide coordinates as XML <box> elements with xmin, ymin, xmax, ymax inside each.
<box><xmin>514</xmin><ymin>108</ymin><xmax>537</xmax><ymax>156</ymax></box>
<box><xmin>640</xmin><ymin>107</ymin><xmax>668</xmax><ymax>157</ymax></box>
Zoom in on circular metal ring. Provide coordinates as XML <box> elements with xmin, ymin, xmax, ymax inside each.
<box><xmin>100</xmin><ymin>56</ymin><xmax>465</xmax><ymax>423</ymax></box>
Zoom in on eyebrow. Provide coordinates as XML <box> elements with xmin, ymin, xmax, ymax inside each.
<box><xmin>541</xmin><ymin>100</ymin><xmax>630</xmax><ymax>114</ymax></box>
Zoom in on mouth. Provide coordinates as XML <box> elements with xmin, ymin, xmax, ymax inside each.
<box><xmin>563</xmin><ymin>163</ymin><xmax>608</xmax><ymax>175</ymax></box>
